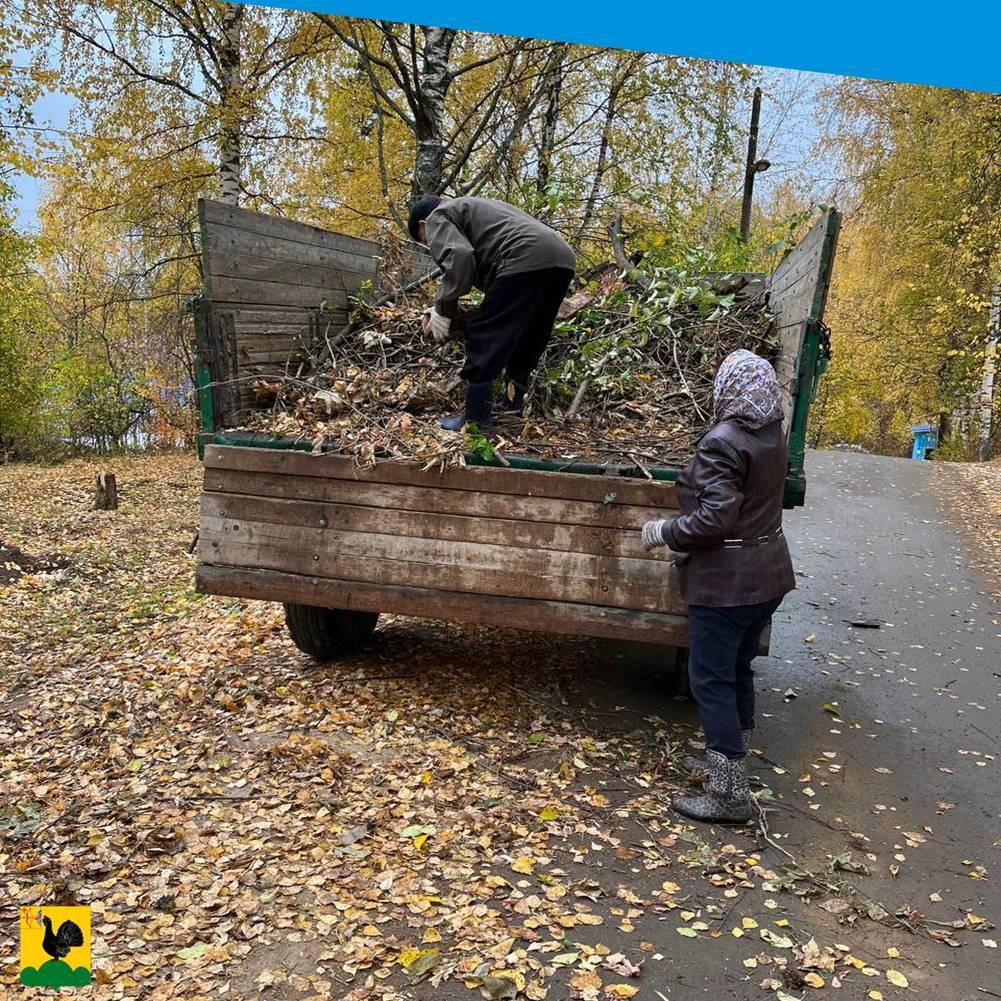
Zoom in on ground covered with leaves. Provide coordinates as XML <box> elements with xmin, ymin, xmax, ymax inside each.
<box><xmin>1</xmin><ymin>453</ymin><xmax>997</xmax><ymax>1000</ymax></box>
<box><xmin>950</xmin><ymin>460</ymin><xmax>1001</xmax><ymax>597</ymax></box>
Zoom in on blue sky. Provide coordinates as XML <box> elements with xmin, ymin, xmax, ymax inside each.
<box><xmin>10</xmin><ymin>88</ymin><xmax>74</xmax><ymax>229</ymax></box>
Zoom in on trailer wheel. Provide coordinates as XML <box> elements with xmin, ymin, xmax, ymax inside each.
<box><xmin>283</xmin><ymin>603</ymin><xmax>379</xmax><ymax>661</ymax></box>
<box><xmin>673</xmin><ymin>648</ymin><xmax>691</xmax><ymax>698</ymax></box>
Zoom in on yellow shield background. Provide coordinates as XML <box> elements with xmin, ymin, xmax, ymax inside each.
<box><xmin>19</xmin><ymin>905</ymin><xmax>91</xmax><ymax>987</ymax></box>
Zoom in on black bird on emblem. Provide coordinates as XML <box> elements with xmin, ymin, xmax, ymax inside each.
<box><xmin>41</xmin><ymin>915</ymin><xmax>84</xmax><ymax>961</ymax></box>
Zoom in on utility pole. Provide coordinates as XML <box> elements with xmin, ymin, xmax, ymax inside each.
<box><xmin>739</xmin><ymin>87</ymin><xmax>770</xmax><ymax>243</ymax></box>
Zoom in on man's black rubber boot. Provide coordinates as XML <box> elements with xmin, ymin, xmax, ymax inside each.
<box><xmin>440</xmin><ymin>381</ymin><xmax>494</xmax><ymax>432</ymax></box>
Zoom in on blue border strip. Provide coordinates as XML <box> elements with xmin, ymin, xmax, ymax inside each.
<box><xmin>245</xmin><ymin>1</ymin><xmax>1001</xmax><ymax>94</ymax></box>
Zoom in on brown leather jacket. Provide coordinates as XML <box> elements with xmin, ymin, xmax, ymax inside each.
<box><xmin>664</xmin><ymin>418</ymin><xmax>795</xmax><ymax>607</ymax></box>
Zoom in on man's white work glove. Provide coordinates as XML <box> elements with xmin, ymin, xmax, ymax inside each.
<box><xmin>422</xmin><ymin>307</ymin><xmax>452</xmax><ymax>344</ymax></box>
<box><xmin>641</xmin><ymin>519</ymin><xmax>672</xmax><ymax>551</ymax></box>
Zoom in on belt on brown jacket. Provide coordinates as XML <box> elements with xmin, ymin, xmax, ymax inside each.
<box><xmin>721</xmin><ymin>527</ymin><xmax>784</xmax><ymax>549</ymax></box>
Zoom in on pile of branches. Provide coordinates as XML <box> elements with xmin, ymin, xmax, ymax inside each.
<box><xmin>237</xmin><ymin>257</ymin><xmax>777</xmax><ymax>470</ymax></box>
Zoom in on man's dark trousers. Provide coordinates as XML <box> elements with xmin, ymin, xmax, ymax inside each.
<box><xmin>460</xmin><ymin>267</ymin><xmax>573</xmax><ymax>388</ymax></box>
<box><xmin>686</xmin><ymin>597</ymin><xmax>783</xmax><ymax>759</ymax></box>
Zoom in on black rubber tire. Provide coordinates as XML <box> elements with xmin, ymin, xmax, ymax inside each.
<box><xmin>673</xmin><ymin>648</ymin><xmax>691</xmax><ymax>698</ymax></box>
<box><xmin>283</xmin><ymin>603</ymin><xmax>379</xmax><ymax>661</ymax></box>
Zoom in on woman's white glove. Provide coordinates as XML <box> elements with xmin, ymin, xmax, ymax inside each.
<box><xmin>422</xmin><ymin>308</ymin><xmax>452</xmax><ymax>344</ymax></box>
<box><xmin>641</xmin><ymin>519</ymin><xmax>671</xmax><ymax>551</ymax></box>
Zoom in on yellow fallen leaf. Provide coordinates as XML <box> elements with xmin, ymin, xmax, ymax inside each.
<box><xmin>680</xmin><ymin>910</ymin><xmax>696</xmax><ymax>921</ymax></box>
<box><xmin>491</xmin><ymin>970</ymin><xmax>526</xmax><ymax>991</ymax></box>
<box><xmin>605</xmin><ymin>987</ymin><xmax>639</xmax><ymax>999</ymax></box>
<box><xmin>413</xmin><ymin>833</ymin><xmax>429</xmax><ymax>850</ymax></box>
<box><xmin>868</xmin><ymin>993</ymin><xmax>884</xmax><ymax>1000</ymax></box>
<box><xmin>569</xmin><ymin>970</ymin><xmax>602</xmax><ymax>993</ymax></box>
<box><xmin>731</xmin><ymin>928</ymin><xmax>744</xmax><ymax>938</ymax></box>
<box><xmin>886</xmin><ymin>947</ymin><xmax>899</xmax><ymax>958</ymax></box>
<box><xmin>421</xmin><ymin>927</ymin><xmax>442</xmax><ymax>943</ymax></box>
<box><xmin>661</xmin><ymin>881</ymin><xmax>681</xmax><ymax>894</ymax></box>
<box><xmin>803</xmin><ymin>973</ymin><xmax>825</xmax><ymax>988</ymax></box>
<box><xmin>539</xmin><ymin>806</ymin><xmax>561</xmax><ymax>821</ymax></box>
<box><xmin>742</xmin><ymin>917</ymin><xmax>758</xmax><ymax>929</ymax></box>
<box><xmin>775</xmin><ymin>919</ymin><xmax>790</xmax><ymax>927</ymax></box>
<box><xmin>512</xmin><ymin>857</ymin><xmax>535</xmax><ymax>874</ymax></box>
<box><xmin>886</xmin><ymin>970</ymin><xmax>909</xmax><ymax>988</ymax></box>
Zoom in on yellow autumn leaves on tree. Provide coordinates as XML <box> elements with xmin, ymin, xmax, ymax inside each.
<box><xmin>817</xmin><ymin>83</ymin><xmax>1001</xmax><ymax>455</ymax></box>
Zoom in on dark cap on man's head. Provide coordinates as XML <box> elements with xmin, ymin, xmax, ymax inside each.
<box><xmin>408</xmin><ymin>196</ymin><xmax>442</xmax><ymax>242</ymax></box>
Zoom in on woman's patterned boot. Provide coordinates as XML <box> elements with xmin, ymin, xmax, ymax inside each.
<box><xmin>673</xmin><ymin>750</ymin><xmax>753</xmax><ymax>824</ymax></box>
<box><xmin>682</xmin><ymin>731</ymin><xmax>752</xmax><ymax>775</ymax></box>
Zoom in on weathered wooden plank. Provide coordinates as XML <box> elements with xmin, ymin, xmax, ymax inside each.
<box><xmin>203</xmin><ymin>445</ymin><xmax>679</xmax><ymax>508</ymax></box>
<box><xmin>768</xmin><ymin>210</ymin><xmax>840</xmax><ymax>438</ymax></box>
<box><xmin>234</xmin><ymin>330</ymin><xmax>311</xmax><ymax>346</ymax></box>
<box><xmin>769</xmin><ymin>214</ymin><xmax>827</xmax><ymax>297</ymax></box>
<box><xmin>196</xmin><ymin>564</ymin><xmax>691</xmax><ymax>646</ymax></box>
<box><xmin>200</xmin><ymin>198</ymin><xmax>379</xmax><ymax>258</ymax></box>
<box><xmin>769</xmin><ymin>211</ymin><xmax>839</xmax><ymax>328</ymax></box>
<box><xmin>238</xmin><ymin>348</ymin><xmax>310</xmax><ymax>365</ymax></box>
<box><xmin>204</xmin><ymin>468</ymin><xmax>672</xmax><ymax>531</ymax></box>
<box><xmin>208</xmin><ymin>252</ymin><xmax>369</xmax><ymax>295</ymax></box>
<box><xmin>226</xmin><ymin>306</ymin><xmax>317</xmax><ymax>323</ymax></box>
<box><xmin>200</xmin><ymin>515</ymin><xmax>677</xmax><ymax>591</ymax></box>
<box><xmin>201</xmin><ymin>305</ymin><xmax>242</xmax><ymax>430</ymax></box>
<box><xmin>199</xmin><ymin>517</ymin><xmax>684</xmax><ymax>614</ymax></box>
<box><xmin>201</xmin><ymin>491</ymin><xmax>666</xmax><ymax>560</ymax></box>
<box><xmin>209</xmin><ymin>276</ymin><xmax>351</xmax><ymax>309</ymax></box>
<box><xmin>205</xmin><ymin>229</ymin><xmax>378</xmax><ymax>279</ymax></box>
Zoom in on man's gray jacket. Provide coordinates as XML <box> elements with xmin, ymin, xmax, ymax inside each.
<box><xmin>424</xmin><ymin>197</ymin><xmax>575</xmax><ymax>318</ymax></box>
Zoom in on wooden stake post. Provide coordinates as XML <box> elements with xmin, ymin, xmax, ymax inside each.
<box><xmin>95</xmin><ymin>472</ymin><xmax>118</xmax><ymax>510</ymax></box>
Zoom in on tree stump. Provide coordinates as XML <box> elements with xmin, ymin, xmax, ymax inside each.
<box><xmin>94</xmin><ymin>472</ymin><xmax>118</xmax><ymax>511</ymax></box>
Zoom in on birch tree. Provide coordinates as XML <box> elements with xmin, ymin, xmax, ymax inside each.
<box><xmin>30</xmin><ymin>0</ymin><xmax>335</xmax><ymax>206</ymax></box>
<box><xmin>310</xmin><ymin>16</ymin><xmax>550</xmax><ymax>215</ymax></box>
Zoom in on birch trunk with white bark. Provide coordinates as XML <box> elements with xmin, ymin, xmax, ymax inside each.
<box><xmin>977</xmin><ymin>288</ymin><xmax>1000</xmax><ymax>461</ymax></box>
<box><xmin>411</xmin><ymin>26</ymin><xmax>455</xmax><ymax>199</ymax></box>
<box><xmin>218</xmin><ymin>3</ymin><xmax>244</xmax><ymax>205</ymax></box>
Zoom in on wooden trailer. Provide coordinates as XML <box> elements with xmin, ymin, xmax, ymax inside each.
<box><xmin>193</xmin><ymin>199</ymin><xmax>840</xmax><ymax>659</ymax></box>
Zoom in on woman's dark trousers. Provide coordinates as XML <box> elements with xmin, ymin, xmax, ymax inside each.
<box><xmin>686</xmin><ymin>597</ymin><xmax>783</xmax><ymax>760</ymax></box>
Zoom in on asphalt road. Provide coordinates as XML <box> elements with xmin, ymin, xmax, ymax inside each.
<box><xmin>765</xmin><ymin>449</ymin><xmax>1001</xmax><ymax>996</ymax></box>
<box><xmin>573</xmin><ymin>448</ymin><xmax>1000</xmax><ymax>999</ymax></box>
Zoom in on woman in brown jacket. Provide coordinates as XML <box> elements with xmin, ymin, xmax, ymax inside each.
<box><xmin>641</xmin><ymin>349</ymin><xmax>795</xmax><ymax>823</ymax></box>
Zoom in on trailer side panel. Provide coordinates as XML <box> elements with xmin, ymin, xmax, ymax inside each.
<box><xmin>197</xmin><ymin>445</ymin><xmax>687</xmax><ymax>643</ymax></box>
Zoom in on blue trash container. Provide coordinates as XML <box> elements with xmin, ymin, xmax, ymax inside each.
<box><xmin>909</xmin><ymin>424</ymin><xmax>938</xmax><ymax>460</ymax></box>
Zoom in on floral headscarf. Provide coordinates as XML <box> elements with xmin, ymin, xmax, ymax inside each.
<box><xmin>712</xmin><ymin>349</ymin><xmax>784</xmax><ymax>430</ymax></box>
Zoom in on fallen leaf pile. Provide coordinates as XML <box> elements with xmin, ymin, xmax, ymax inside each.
<box><xmin>947</xmin><ymin>458</ymin><xmax>1001</xmax><ymax>596</ymax></box>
